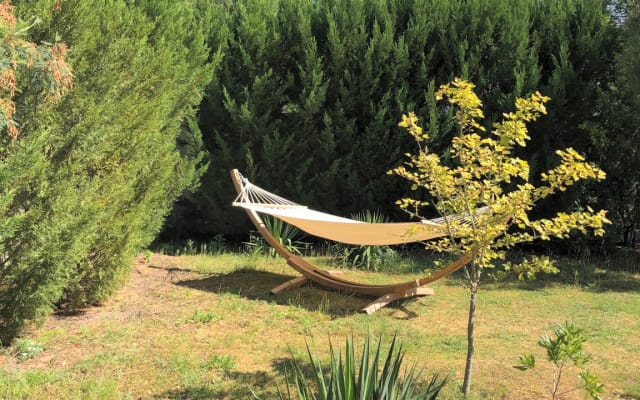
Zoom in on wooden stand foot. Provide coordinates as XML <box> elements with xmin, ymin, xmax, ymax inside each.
<box><xmin>361</xmin><ymin>287</ymin><xmax>434</xmax><ymax>314</ymax></box>
<box><xmin>271</xmin><ymin>276</ymin><xmax>308</xmax><ymax>294</ymax></box>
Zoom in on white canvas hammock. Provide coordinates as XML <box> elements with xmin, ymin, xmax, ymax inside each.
<box><xmin>232</xmin><ymin>172</ymin><xmax>479</xmax><ymax>245</ymax></box>
<box><xmin>230</xmin><ymin>169</ymin><xmax>477</xmax><ymax>313</ymax></box>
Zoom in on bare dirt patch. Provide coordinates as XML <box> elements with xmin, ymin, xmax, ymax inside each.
<box><xmin>3</xmin><ymin>255</ymin><xmax>203</xmax><ymax>371</ymax></box>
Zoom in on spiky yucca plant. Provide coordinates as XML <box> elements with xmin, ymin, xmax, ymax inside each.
<box><xmin>244</xmin><ymin>216</ymin><xmax>307</xmax><ymax>257</ymax></box>
<box><xmin>256</xmin><ymin>335</ymin><xmax>447</xmax><ymax>400</ymax></box>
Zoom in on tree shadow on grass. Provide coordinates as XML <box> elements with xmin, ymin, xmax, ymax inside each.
<box><xmin>439</xmin><ymin>263</ymin><xmax>640</xmax><ymax>292</ymax></box>
<box><xmin>175</xmin><ymin>268</ymin><xmax>367</xmax><ymax>317</ymax></box>
<box><xmin>488</xmin><ymin>269</ymin><xmax>640</xmax><ymax>293</ymax></box>
<box><xmin>588</xmin><ymin>271</ymin><xmax>640</xmax><ymax>292</ymax></box>
<box><xmin>153</xmin><ymin>386</ymin><xmax>220</xmax><ymax>400</ymax></box>
<box><xmin>175</xmin><ymin>268</ymin><xmax>422</xmax><ymax>318</ymax></box>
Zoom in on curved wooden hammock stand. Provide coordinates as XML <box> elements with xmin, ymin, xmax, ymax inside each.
<box><xmin>230</xmin><ymin>169</ymin><xmax>471</xmax><ymax>314</ymax></box>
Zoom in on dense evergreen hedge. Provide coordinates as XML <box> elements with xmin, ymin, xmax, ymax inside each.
<box><xmin>173</xmin><ymin>0</ymin><xmax>618</xmax><ymax>239</ymax></box>
<box><xmin>0</xmin><ymin>0</ymin><xmax>214</xmax><ymax>342</ymax></box>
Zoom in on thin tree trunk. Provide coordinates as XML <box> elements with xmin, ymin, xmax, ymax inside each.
<box><xmin>462</xmin><ymin>285</ymin><xmax>478</xmax><ymax>397</ymax></box>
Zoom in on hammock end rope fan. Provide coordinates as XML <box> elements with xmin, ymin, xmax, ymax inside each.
<box><xmin>230</xmin><ymin>169</ymin><xmax>473</xmax><ymax>314</ymax></box>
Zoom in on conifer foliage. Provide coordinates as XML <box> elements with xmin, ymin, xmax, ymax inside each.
<box><xmin>587</xmin><ymin>2</ymin><xmax>640</xmax><ymax>246</ymax></box>
<box><xmin>0</xmin><ymin>0</ymin><xmax>73</xmax><ymax>343</ymax></box>
<box><xmin>186</xmin><ymin>0</ymin><xmax>617</xmax><ymax>238</ymax></box>
<box><xmin>0</xmin><ymin>0</ymin><xmax>214</xmax><ymax>342</ymax></box>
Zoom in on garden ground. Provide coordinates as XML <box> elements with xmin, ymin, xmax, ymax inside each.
<box><xmin>1</xmin><ymin>253</ymin><xmax>639</xmax><ymax>399</ymax></box>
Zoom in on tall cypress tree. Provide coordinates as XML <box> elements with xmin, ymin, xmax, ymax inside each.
<box><xmin>0</xmin><ymin>0</ymin><xmax>215</xmax><ymax>342</ymax></box>
<box><xmin>1</xmin><ymin>0</ymin><xmax>74</xmax><ymax>343</ymax></box>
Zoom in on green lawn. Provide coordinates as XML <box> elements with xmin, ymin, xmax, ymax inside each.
<box><xmin>1</xmin><ymin>253</ymin><xmax>639</xmax><ymax>399</ymax></box>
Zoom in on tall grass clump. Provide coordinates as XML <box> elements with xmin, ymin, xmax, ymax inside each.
<box><xmin>331</xmin><ymin>211</ymin><xmax>398</xmax><ymax>271</ymax></box>
<box><xmin>244</xmin><ymin>216</ymin><xmax>308</xmax><ymax>257</ymax></box>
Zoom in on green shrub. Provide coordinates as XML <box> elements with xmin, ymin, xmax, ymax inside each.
<box><xmin>1</xmin><ymin>0</ymin><xmax>216</xmax><ymax>343</ymax></box>
<box><xmin>0</xmin><ymin>0</ymin><xmax>73</xmax><ymax>343</ymax></box>
<box><xmin>516</xmin><ymin>322</ymin><xmax>604</xmax><ymax>400</ymax></box>
<box><xmin>13</xmin><ymin>339</ymin><xmax>45</xmax><ymax>361</ymax></box>
<box><xmin>244</xmin><ymin>216</ymin><xmax>308</xmax><ymax>257</ymax></box>
<box><xmin>256</xmin><ymin>335</ymin><xmax>447</xmax><ymax>400</ymax></box>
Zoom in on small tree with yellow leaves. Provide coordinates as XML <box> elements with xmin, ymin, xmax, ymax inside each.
<box><xmin>390</xmin><ymin>79</ymin><xmax>610</xmax><ymax>397</ymax></box>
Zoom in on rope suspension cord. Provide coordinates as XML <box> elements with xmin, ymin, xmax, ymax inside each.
<box><xmin>233</xmin><ymin>175</ymin><xmax>305</xmax><ymax>209</ymax></box>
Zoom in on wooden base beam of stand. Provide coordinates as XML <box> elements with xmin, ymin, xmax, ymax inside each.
<box><xmin>271</xmin><ymin>276</ymin><xmax>307</xmax><ymax>294</ymax></box>
<box><xmin>271</xmin><ymin>270</ymin><xmax>344</xmax><ymax>295</ymax></box>
<box><xmin>361</xmin><ymin>287</ymin><xmax>434</xmax><ymax>315</ymax></box>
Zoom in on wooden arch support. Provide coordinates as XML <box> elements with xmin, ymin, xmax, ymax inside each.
<box><xmin>230</xmin><ymin>169</ymin><xmax>471</xmax><ymax>314</ymax></box>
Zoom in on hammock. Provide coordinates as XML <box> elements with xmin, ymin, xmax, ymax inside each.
<box><xmin>230</xmin><ymin>169</ymin><xmax>475</xmax><ymax>313</ymax></box>
<box><xmin>232</xmin><ymin>172</ymin><xmax>480</xmax><ymax>245</ymax></box>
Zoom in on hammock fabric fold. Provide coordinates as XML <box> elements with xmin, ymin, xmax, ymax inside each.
<box><xmin>233</xmin><ymin>204</ymin><xmax>449</xmax><ymax>245</ymax></box>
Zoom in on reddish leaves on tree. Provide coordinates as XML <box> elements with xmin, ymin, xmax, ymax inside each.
<box><xmin>0</xmin><ymin>0</ymin><xmax>73</xmax><ymax>140</ymax></box>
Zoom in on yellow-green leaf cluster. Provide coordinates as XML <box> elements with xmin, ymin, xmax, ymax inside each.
<box><xmin>502</xmin><ymin>256</ymin><xmax>559</xmax><ymax>281</ymax></box>
<box><xmin>390</xmin><ymin>79</ymin><xmax>610</xmax><ymax>281</ymax></box>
